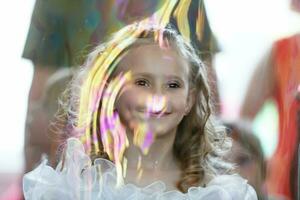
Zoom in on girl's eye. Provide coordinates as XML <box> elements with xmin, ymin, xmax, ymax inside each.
<box><xmin>135</xmin><ymin>79</ymin><xmax>150</xmax><ymax>87</ymax></box>
<box><xmin>168</xmin><ymin>82</ymin><xmax>181</xmax><ymax>88</ymax></box>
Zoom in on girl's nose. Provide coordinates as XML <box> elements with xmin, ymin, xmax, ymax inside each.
<box><xmin>151</xmin><ymin>83</ymin><xmax>165</xmax><ymax>96</ymax></box>
<box><xmin>146</xmin><ymin>94</ymin><xmax>167</xmax><ymax>113</ymax></box>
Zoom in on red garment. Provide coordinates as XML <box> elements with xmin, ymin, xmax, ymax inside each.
<box><xmin>266</xmin><ymin>34</ymin><xmax>300</xmax><ymax>200</ymax></box>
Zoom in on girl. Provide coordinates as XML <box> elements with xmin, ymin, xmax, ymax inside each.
<box><xmin>23</xmin><ymin>22</ymin><xmax>257</xmax><ymax>199</ymax></box>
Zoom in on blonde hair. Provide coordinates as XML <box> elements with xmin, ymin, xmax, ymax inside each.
<box><xmin>57</xmin><ymin>22</ymin><xmax>232</xmax><ymax>192</ymax></box>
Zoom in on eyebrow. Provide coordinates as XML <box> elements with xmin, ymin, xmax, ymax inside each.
<box><xmin>165</xmin><ymin>75</ymin><xmax>186</xmax><ymax>83</ymax></box>
<box><xmin>133</xmin><ymin>72</ymin><xmax>186</xmax><ymax>83</ymax></box>
<box><xmin>132</xmin><ymin>72</ymin><xmax>153</xmax><ymax>79</ymax></box>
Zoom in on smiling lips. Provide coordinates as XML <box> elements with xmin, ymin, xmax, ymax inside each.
<box><xmin>147</xmin><ymin>108</ymin><xmax>172</xmax><ymax>118</ymax></box>
<box><xmin>135</xmin><ymin>109</ymin><xmax>171</xmax><ymax>119</ymax></box>
<box><xmin>148</xmin><ymin>111</ymin><xmax>171</xmax><ymax>118</ymax></box>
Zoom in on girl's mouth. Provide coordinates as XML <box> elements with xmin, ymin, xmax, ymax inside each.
<box><xmin>136</xmin><ymin>110</ymin><xmax>171</xmax><ymax>119</ymax></box>
<box><xmin>148</xmin><ymin>111</ymin><xmax>171</xmax><ymax>118</ymax></box>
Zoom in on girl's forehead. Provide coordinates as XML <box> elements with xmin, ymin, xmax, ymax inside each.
<box><xmin>115</xmin><ymin>43</ymin><xmax>190</xmax><ymax>76</ymax></box>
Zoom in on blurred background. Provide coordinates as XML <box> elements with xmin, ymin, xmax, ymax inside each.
<box><xmin>0</xmin><ymin>0</ymin><xmax>300</xmax><ymax>198</ymax></box>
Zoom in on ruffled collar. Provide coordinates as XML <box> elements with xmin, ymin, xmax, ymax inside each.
<box><xmin>23</xmin><ymin>138</ymin><xmax>257</xmax><ymax>200</ymax></box>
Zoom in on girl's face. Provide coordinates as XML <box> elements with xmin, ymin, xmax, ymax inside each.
<box><xmin>114</xmin><ymin>43</ymin><xmax>195</xmax><ymax>137</ymax></box>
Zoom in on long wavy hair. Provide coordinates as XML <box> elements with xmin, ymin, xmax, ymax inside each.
<box><xmin>56</xmin><ymin>22</ymin><xmax>232</xmax><ymax>192</ymax></box>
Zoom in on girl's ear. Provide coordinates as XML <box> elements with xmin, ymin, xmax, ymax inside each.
<box><xmin>185</xmin><ymin>88</ymin><xmax>196</xmax><ymax>115</ymax></box>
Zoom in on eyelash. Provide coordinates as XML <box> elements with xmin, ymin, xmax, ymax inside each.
<box><xmin>135</xmin><ymin>79</ymin><xmax>150</xmax><ymax>87</ymax></box>
<box><xmin>134</xmin><ymin>79</ymin><xmax>181</xmax><ymax>89</ymax></box>
<box><xmin>167</xmin><ymin>82</ymin><xmax>181</xmax><ymax>89</ymax></box>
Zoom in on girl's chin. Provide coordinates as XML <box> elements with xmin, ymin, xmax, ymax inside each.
<box><xmin>149</xmin><ymin>125</ymin><xmax>178</xmax><ymax>138</ymax></box>
<box><xmin>127</xmin><ymin>122</ymin><xmax>174</xmax><ymax>136</ymax></box>
<box><xmin>124</xmin><ymin>116</ymin><xmax>179</xmax><ymax>136</ymax></box>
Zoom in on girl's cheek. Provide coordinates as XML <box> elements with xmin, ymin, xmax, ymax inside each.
<box><xmin>168</xmin><ymin>92</ymin><xmax>189</xmax><ymax>107</ymax></box>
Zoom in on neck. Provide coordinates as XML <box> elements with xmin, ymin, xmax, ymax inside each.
<box><xmin>124</xmin><ymin>128</ymin><xmax>178</xmax><ymax>171</ymax></box>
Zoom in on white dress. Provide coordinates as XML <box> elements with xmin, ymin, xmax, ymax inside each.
<box><xmin>23</xmin><ymin>138</ymin><xmax>258</xmax><ymax>200</ymax></box>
